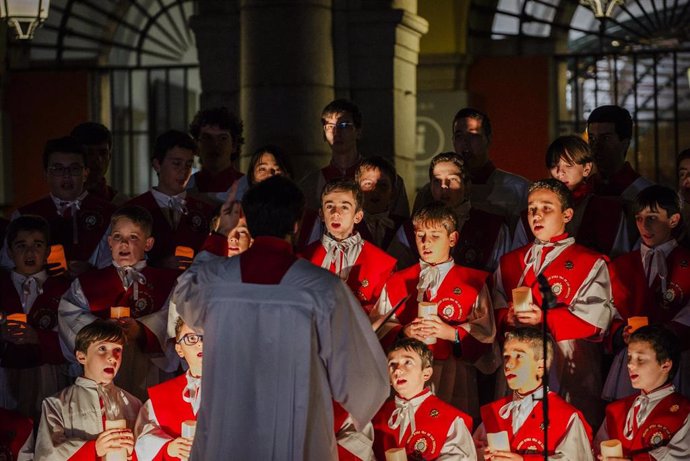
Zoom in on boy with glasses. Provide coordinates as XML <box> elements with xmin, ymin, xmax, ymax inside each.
<box><xmin>1</xmin><ymin>136</ymin><xmax>116</xmax><ymax>276</ymax></box>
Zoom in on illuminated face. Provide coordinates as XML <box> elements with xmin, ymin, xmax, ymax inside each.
<box><xmin>227</xmin><ymin>221</ymin><xmax>252</xmax><ymax>257</ymax></box>
<box><xmin>8</xmin><ymin>230</ymin><xmax>50</xmax><ymax>276</ymax></box>
<box><xmin>175</xmin><ymin>323</ymin><xmax>203</xmax><ymax>377</ymax></box>
<box><xmin>430</xmin><ymin>161</ymin><xmax>466</xmax><ymax>207</ymax></box>
<box><xmin>358</xmin><ymin>167</ymin><xmax>393</xmax><ymax>214</ymax></box>
<box><xmin>252</xmin><ymin>153</ymin><xmax>283</xmax><ymax>184</ymax></box>
<box><xmin>198</xmin><ymin>125</ymin><xmax>234</xmax><ymax>171</ymax></box>
<box><xmin>635</xmin><ymin>206</ymin><xmax>680</xmax><ymax>248</ymax></box>
<box><xmin>45</xmin><ymin>152</ymin><xmax>88</xmax><ymax>201</ymax></box>
<box><xmin>549</xmin><ymin>158</ymin><xmax>592</xmax><ymax>191</ymax></box>
<box><xmin>387</xmin><ymin>347</ymin><xmax>432</xmax><ymax>400</ymax></box>
<box><xmin>527</xmin><ymin>189</ymin><xmax>573</xmax><ymax>242</ymax></box>
<box><xmin>77</xmin><ymin>340</ymin><xmax>123</xmax><ymax>385</ymax></box>
<box><xmin>587</xmin><ymin>122</ymin><xmax>629</xmax><ymax>177</ymax></box>
<box><xmin>678</xmin><ymin>158</ymin><xmax>690</xmax><ymax>203</ymax></box>
<box><xmin>322</xmin><ymin>112</ymin><xmax>360</xmax><ymax>155</ymax></box>
<box><xmin>108</xmin><ymin>217</ymin><xmax>154</xmax><ymax>267</ymax></box>
<box><xmin>153</xmin><ymin>147</ymin><xmax>195</xmax><ymax>196</ymax></box>
<box><xmin>321</xmin><ymin>190</ymin><xmax>363</xmax><ymax>241</ymax></box>
<box><xmin>627</xmin><ymin>340</ymin><xmax>671</xmax><ymax>393</ymax></box>
<box><xmin>414</xmin><ymin>221</ymin><xmax>458</xmax><ymax>265</ymax></box>
<box><xmin>503</xmin><ymin>339</ymin><xmax>543</xmax><ymax>394</ymax></box>
<box><xmin>452</xmin><ymin>117</ymin><xmax>490</xmax><ymax>171</ymax></box>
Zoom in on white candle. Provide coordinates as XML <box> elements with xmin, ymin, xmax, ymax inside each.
<box><xmin>600</xmin><ymin>439</ymin><xmax>623</xmax><ymax>459</ymax></box>
<box><xmin>512</xmin><ymin>287</ymin><xmax>533</xmax><ymax>313</ymax></box>
<box><xmin>385</xmin><ymin>447</ymin><xmax>407</xmax><ymax>461</ymax></box>
<box><xmin>181</xmin><ymin>420</ymin><xmax>196</xmax><ymax>439</ymax></box>
<box><xmin>104</xmin><ymin>419</ymin><xmax>127</xmax><ymax>461</ymax></box>
<box><xmin>487</xmin><ymin>431</ymin><xmax>511</xmax><ymax>451</ymax></box>
<box><xmin>110</xmin><ymin>306</ymin><xmax>131</xmax><ymax>319</ymax></box>
<box><xmin>417</xmin><ymin>302</ymin><xmax>438</xmax><ymax>345</ymax></box>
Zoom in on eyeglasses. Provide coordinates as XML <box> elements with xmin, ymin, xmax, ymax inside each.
<box><xmin>323</xmin><ymin>122</ymin><xmax>355</xmax><ymax>132</ymax></box>
<box><xmin>176</xmin><ymin>333</ymin><xmax>203</xmax><ymax>346</ymax></box>
<box><xmin>47</xmin><ymin>164</ymin><xmax>85</xmax><ymax>177</ymax></box>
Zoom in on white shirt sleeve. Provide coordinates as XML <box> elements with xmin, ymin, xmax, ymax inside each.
<box><xmin>649</xmin><ymin>414</ymin><xmax>690</xmax><ymax>461</ymax></box>
<box><xmin>134</xmin><ymin>399</ymin><xmax>173</xmax><ymax>461</ymax></box>
<box><xmin>335</xmin><ymin>417</ymin><xmax>375</xmax><ymax>461</ymax></box>
<box><xmin>58</xmin><ymin>278</ymin><xmax>98</xmax><ymax>362</ymax></box>
<box><xmin>548</xmin><ymin>413</ymin><xmax>595</xmax><ymax>461</ymax></box>
<box><xmin>34</xmin><ymin>397</ymin><xmax>91</xmax><ymax>461</ymax></box>
<box><xmin>567</xmin><ymin>258</ymin><xmax>614</xmax><ymax>335</ymax></box>
<box><xmin>437</xmin><ymin>416</ymin><xmax>478</xmax><ymax>460</ymax></box>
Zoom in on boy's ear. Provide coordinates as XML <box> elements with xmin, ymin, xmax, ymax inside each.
<box><xmin>669</xmin><ymin>213</ymin><xmax>681</xmax><ymax>229</ymax></box>
<box><xmin>422</xmin><ymin>366</ymin><xmax>433</xmax><ymax>382</ymax></box>
<box><xmin>660</xmin><ymin>358</ymin><xmax>672</xmax><ymax>374</ymax></box>
<box><xmin>354</xmin><ymin>209</ymin><xmax>364</xmax><ymax>224</ymax></box>
<box><xmin>562</xmin><ymin>207</ymin><xmax>574</xmax><ymax>224</ymax></box>
<box><xmin>152</xmin><ymin>159</ymin><xmax>161</xmax><ymax>174</ymax></box>
<box><xmin>76</xmin><ymin>350</ymin><xmax>87</xmax><ymax>365</ymax></box>
<box><xmin>144</xmin><ymin>236</ymin><xmax>155</xmax><ymax>252</ymax></box>
<box><xmin>449</xmin><ymin>230</ymin><xmax>459</xmax><ymax>248</ymax></box>
<box><xmin>583</xmin><ymin>162</ymin><xmax>593</xmax><ymax>178</ymax></box>
<box><xmin>174</xmin><ymin>342</ymin><xmax>184</xmax><ymax>359</ymax></box>
<box><xmin>536</xmin><ymin>358</ymin><xmax>545</xmax><ymax>379</ymax></box>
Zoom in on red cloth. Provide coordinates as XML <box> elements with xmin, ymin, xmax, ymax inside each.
<box><xmin>605</xmin><ymin>392</ymin><xmax>690</xmax><ymax>460</ymax></box>
<box><xmin>240</xmin><ymin>237</ymin><xmax>297</xmax><ymax>285</ymax></box>
<box><xmin>146</xmin><ymin>375</ymin><xmax>197</xmax><ymax>461</ymax></box>
<box><xmin>0</xmin><ymin>407</ymin><xmax>33</xmax><ymax>461</ymax></box>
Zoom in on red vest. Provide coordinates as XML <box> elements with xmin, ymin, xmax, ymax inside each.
<box><xmin>481</xmin><ymin>392</ymin><xmax>592</xmax><ymax>457</ymax></box>
<box><xmin>0</xmin><ymin>407</ymin><xmax>33</xmax><ymax>461</ymax></box>
<box><xmin>125</xmin><ymin>192</ymin><xmax>214</xmax><ymax>266</ymax></box>
<box><xmin>147</xmin><ymin>374</ymin><xmax>196</xmax><ymax>442</ymax></box>
<box><xmin>605</xmin><ymin>392</ymin><xmax>690</xmax><ymax>460</ymax></box>
<box><xmin>19</xmin><ymin>194</ymin><xmax>115</xmax><ymax>262</ymax></box>
<box><xmin>497</xmin><ymin>242</ymin><xmax>607</xmax><ymax>342</ymax></box>
<box><xmin>383</xmin><ymin>263</ymin><xmax>489</xmax><ymax>361</ymax></box>
<box><xmin>402</xmin><ymin>208</ymin><xmax>505</xmax><ymax>272</ymax></box>
<box><xmin>300</xmin><ymin>239</ymin><xmax>396</xmax><ymax>310</ymax></box>
<box><xmin>78</xmin><ymin>265</ymin><xmax>178</xmax><ymax>319</ymax></box>
<box><xmin>372</xmin><ymin>393</ymin><xmax>472</xmax><ymax>461</ymax></box>
<box><xmin>0</xmin><ymin>272</ymin><xmax>70</xmax><ymax>367</ymax></box>
<box><xmin>191</xmin><ymin>166</ymin><xmax>244</xmax><ymax>193</ymax></box>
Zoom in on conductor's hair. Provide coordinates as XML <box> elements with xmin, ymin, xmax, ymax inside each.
<box><xmin>242</xmin><ymin>176</ymin><xmax>305</xmax><ymax>239</ymax></box>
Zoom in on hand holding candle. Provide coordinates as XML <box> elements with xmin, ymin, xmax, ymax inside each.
<box><xmin>385</xmin><ymin>448</ymin><xmax>407</xmax><ymax>461</ymax></box>
<box><xmin>417</xmin><ymin>302</ymin><xmax>438</xmax><ymax>345</ymax></box>
<box><xmin>512</xmin><ymin>287</ymin><xmax>533</xmax><ymax>313</ymax></box>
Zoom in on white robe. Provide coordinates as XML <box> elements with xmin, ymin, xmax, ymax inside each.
<box><xmin>35</xmin><ymin>377</ymin><xmax>141</xmax><ymax>460</ymax></box>
<box><xmin>170</xmin><ymin>251</ymin><xmax>389</xmax><ymax>461</ymax></box>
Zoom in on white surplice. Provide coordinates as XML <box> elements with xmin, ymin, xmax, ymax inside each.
<box><xmin>170</xmin><ymin>249</ymin><xmax>389</xmax><ymax>461</ymax></box>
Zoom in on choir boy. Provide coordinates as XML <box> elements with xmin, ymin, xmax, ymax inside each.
<box><xmin>476</xmin><ymin>327</ymin><xmax>593</xmax><ymax>461</ymax></box>
<box><xmin>372</xmin><ymin>337</ymin><xmax>476</xmax><ymax>460</ymax></box>
<box><xmin>300</xmin><ymin>179</ymin><xmax>396</xmax><ymax>311</ymax></box>
<box><xmin>35</xmin><ymin>320</ymin><xmax>142</xmax><ymax>460</ymax></box>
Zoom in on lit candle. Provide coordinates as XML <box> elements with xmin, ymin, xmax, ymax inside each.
<box><xmin>512</xmin><ymin>287</ymin><xmax>533</xmax><ymax>313</ymax></box>
<box><xmin>7</xmin><ymin>313</ymin><xmax>27</xmax><ymax>323</ymax></box>
<box><xmin>104</xmin><ymin>419</ymin><xmax>127</xmax><ymax>461</ymax></box>
<box><xmin>417</xmin><ymin>302</ymin><xmax>438</xmax><ymax>345</ymax></box>
<box><xmin>627</xmin><ymin>316</ymin><xmax>648</xmax><ymax>334</ymax></box>
<box><xmin>600</xmin><ymin>439</ymin><xmax>623</xmax><ymax>459</ymax></box>
<box><xmin>110</xmin><ymin>307</ymin><xmax>131</xmax><ymax>319</ymax></box>
<box><xmin>487</xmin><ymin>431</ymin><xmax>511</xmax><ymax>451</ymax></box>
<box><xmin>385</xmin><ymin>448</ymin><xmax>407</xmax><ymax>461</ymax></box>
<box><xmin>181</xmin><ymin>420</ymin><xmax>196</xmax><ymax>439</ymax></box>
<box><xmin>48</xmin><ymin>244</ymin><xmax>68</xmax><ymax>273</ymax></box>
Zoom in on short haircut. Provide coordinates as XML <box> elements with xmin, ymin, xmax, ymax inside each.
<box><xmin>42</xmin><ymin>136</ymin><xmax>87</xmax><ymax>170</ymax></box>
<box><xmin>189</xmin><ymin>107</ymin><xmax>245</xmax><ymax>160</ymax></box>
<box><xmin>412</xmin><ymin>201</ymin><xmax>458</xmax><ymax>234</ymax></box>
<box><xmin>321</xmin><ymin>99</ymin><xmax>362</xmax><ymax>128</ymax></box>
<box><xmin>388</xmin><ymin>337</ymin><xmax>433</xmax><ymax>370</ymax></box>
<box><xmin>587</xmin><ymin>105</ymin><xmax>633</xmax><ymax>140</ymax></box>
<box><xmin>505</xmin><ymin>327</ymin><xmax>555</xmax><ymax>370</ymax></box>
<box><xmin>629</xmin><ymin>324</ymin><xmax>680</xmax><ymax>380</ymax></box>
<box><xmin>152</xmin><ymin>129</ymin><xmax>197</xmax><ymax>164</ymax></box>
<box><xmin>528</xmin><ymin>178</ymin><xmax>573</xmax><ymax>211</ymax></box>
<box><xmin>545</xmin><ymin>135</ymin><xmax>593</xmax><ymax>169</ymax></box>
<box><xmin>110</xmin><ymin>205</ymin><xmax>154</xmax><ymax>237</ymax></box>
<box><xmin>247</xmin><ymin>144</ymin><xmax>293</xmax><ymax>186</ymax></box>
<box><xmin>676</xmin><ymin>148</ymin><xmax>690</xmax><ymax>173</ymax></box>
<box><xmin>452</xmin><ymin>107</ymin><xmax>492</xmax><ymax>142</ymax></box>
<box><xmin>174</xmin><ymin>317</ymin><xmax>186</xmax><ymax>340</ymax></box>
<box><xmin>321</xmin><ymin>179</ymin><xmax>362</xmax><ymax>211</ymax></box>
<box><xmin>242</xmin><ymin>176</ymin><xmax>305</xmax><ymax>238</ymax></box>
<box><xmin>74</xmin><ymin>319</ymin><xmax>126</xmax><ymax>355</ymax></box>
<box><xmin>6</xmin><ymin>215</ymin><xmax>51</xmax><ymax>248</ymax></box>
<box><xmin>428</xmin><ymin>152</ymin><xmax>470</xmax><ymax>185</ymax></box>
<box><xmin>356</xmin><ymin>156</ymin><xmax>397</xmax><ymax>185</ymax></box>
<box><xmin>70</xmin><ymin>122</ymin><xmax>112</xmax><ymax>148</ymax></box>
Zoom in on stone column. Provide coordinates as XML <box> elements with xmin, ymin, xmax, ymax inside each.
<box><xmin>190</xmin><ymin>0</ymin><xmax>241</xmax><ymax>112</ymax></box>
<box><xmin>345</xmin><ymin>1</ymin><xmax>428</xmax><ymax>194</ymax></box>
<box><xmin>240</xmin><ymin>0</ymin><xmax>334</xmax><ymax>172</ymax></box>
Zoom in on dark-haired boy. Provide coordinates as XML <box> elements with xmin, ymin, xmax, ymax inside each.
<box><xmin>596</xmin><ymin>325</ymin><xmax>690</xmax><ymax>460</ymax></box>
<box><xmin>35</xmin><ymin>320</ymin><xmax>142</xmax><ymax>460</ymax></box>
<box><xmin>372</xmin><ymin>338</ymin><xmax>476</xmax><ymax>460</ymax></box>
<box><xmin>187</xmin><ymin>107</ymin><xmax>245</xmax><ymax>204</ymax></box>
<box><xmin>475</xmin><ymin>327</ymin><xmax>593</xmax><ymax>460</ymax></box>
<box><xmin>300</xmin><ymin>179</ymin><xmax>396</xmax><ymax>311</ymax></box>
<box><xmin>59</xmin><ymin>206</ymin><xmax>179</xmax><ymax>400</ymax></box>
<box><xmin>125</xmin><ymin>130</ymin><xmax>214</xmax><ymax>269</ymax></box>
<box><xmin>299</xmin><ymin>99</ymin><xmax>410</xmax><ymax>218</ymax></box>
<box><xmin>372</xmin><ymin>201</ymin><xmax>497</xmax><ymax>419</ymax></box>
<box><xmin>0</xmin><ymin>215</ymin><xmax>71</xmax><ymax>420</ymax></box>
<box><xmin>604</xmin><ymin>185</ymin><xmax>690</xmax><ymax>401</ymax></box>
<box><xmin>71</xmin><ymin>122</ymin><xmax>128</xmax><ymax>205</ymax></box>
<box><xmin>493</xmin><ymin>178</ymin><xmax>614</xmax><ymax>428</ymax></box>
<box><xmin>393</xmin><ymin>152</ymin><xmax>510</xmax><ymax>271</ymax></box>
<box><xmin>1</xmin><ymin>136</ymin><xmax>116</xmax><ymax>275</ymax></box>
